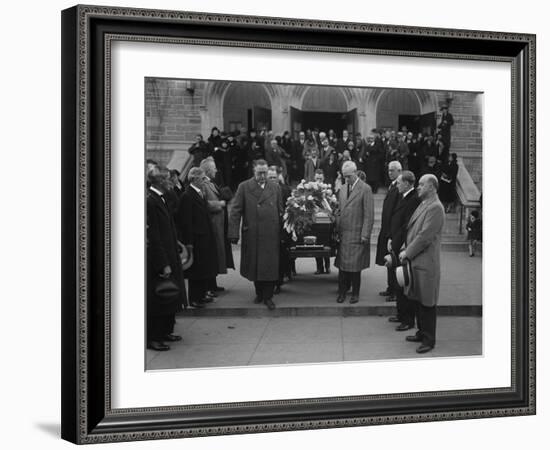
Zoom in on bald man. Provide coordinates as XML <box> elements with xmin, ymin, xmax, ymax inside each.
<box><xmin>399</xmin><ymin>174</ymin><xmax>445</xmax><ymax>354</ymax></box>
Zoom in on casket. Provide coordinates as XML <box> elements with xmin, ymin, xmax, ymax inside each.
<box><xmin>288</xmin><ymin>212</ymin><xmax>336</xmax><ymax>258</ymax></box>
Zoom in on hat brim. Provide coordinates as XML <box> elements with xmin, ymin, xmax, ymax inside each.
<box><xmin>180</xmin><ymin>246</ymin><xmax>194</xmax><ymax>271</ymax></box>
<box><xmin>396</xmin><ymin>260</ymin><xmax>412</xmax><ymax>288</ymax></box>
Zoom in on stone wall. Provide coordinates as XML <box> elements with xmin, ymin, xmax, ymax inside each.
<box><xmin>145</xmin><ymin>79</ymin><xmax>483</xmax><ymax>187</ymax></box>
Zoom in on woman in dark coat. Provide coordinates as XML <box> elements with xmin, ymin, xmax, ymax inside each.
<box><xmin>362</xmin><ymin>136</ymin><xmax>383</xmax><ymax>193</ymax></box>
<box><xmin>213</xmin><ymin>138</ymin><xmax>235</xmax><ymax>189</ymax></box>
<box><xmin>439</xmin><ymin>153</ymin><xmax>459</xmax><ymax>212</ymax></box>
<box><xmin>207</xmin><ymin>126</ymin><xmax>223</xmax><ymax>156</ymax></box>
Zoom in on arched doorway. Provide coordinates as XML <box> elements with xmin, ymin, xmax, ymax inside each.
<box><xmin>289</xmin><ymin>85</ymin><xmax>355</xmax><ymax>139</ymax></box>
<box><xmin>375</xmin><ymin>89</ymin><xmax>437</xmax><ymax>135</ymax></box>
<box><xmin>222</xmin><ymin>82</ymin><xmax>272</xmax><ymax>132</ymax></box>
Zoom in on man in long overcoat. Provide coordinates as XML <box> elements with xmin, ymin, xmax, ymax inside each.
<box><xmin>146</xmin><ymin>168</ymin><xmax>187</xmax><ymax>351</ymax></box>
<box><xmin>200</xmin><ymin>157</ymin><xmax>234</xmax><ymax>295</ymax></box>
<box><xmin>334</xmin><ymin>161</ymin><xmax>375</xmax><ymax>304</ymax></box>
<box><xmin>176</xmin><ymin>167</ymin><xmax>219</xmax><ymax>308</ymax></box>
<box><xmin>375</xmin><ymin>160</ymin><xmax>402</xmax><ymax>300</ymax></box>
<box><xmin>228</xmin><ymin>159</ymin><xmax>283</xmax><ymax>310</ymax></box>
<box><xmin>399</xmin><ymin>174</ymin><xmax>445</xmax><ymax>354</ymax></box>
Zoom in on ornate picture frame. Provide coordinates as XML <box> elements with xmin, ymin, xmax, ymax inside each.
<box><xmin>61</xmin><ymin>4</ymin><xmax>535</xmax><ymax>444</ymax></box>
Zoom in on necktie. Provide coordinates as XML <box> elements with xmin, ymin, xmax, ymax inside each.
<box><xmin>347</xmin><ymin>183</ymin><xmax>351</xmax><ymax>198</ymax></box>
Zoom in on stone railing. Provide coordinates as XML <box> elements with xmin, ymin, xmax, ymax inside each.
<box><xmin>455</xmin><ymin>157</ymin><xmax>481</xmax><ymax>233</ymax></box>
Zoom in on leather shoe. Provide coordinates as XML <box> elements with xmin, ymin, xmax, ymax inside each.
<box><xmin>253</xmin><ymin>296</ymin><xmax>263</xmax><ymax>304</ymax></box>
<box><xmin>406</xmin><ymin>335</ymin><xmax>422</xmax><ymax>343</ymax></box>
<box><xmin>163</xmin><ymin>334</ymin><xmax>182</xmax><ymax>342</ymax></box>
<box><xmin>395</xmin><ymin>323</ymin><xmax>413</xmax><ymax>331</ymax></box>
<box><xmin>349</xmin><ymin>295</ymin><xmax>359</xmax><ymax>304</ymax></box>
<box><xmin>314</xmin><ymin>270</ymin><xmax>323</xmax><ymax>275</ymax></box>
<box><xmin>189</xmin><ymin>302</ymin><xmax>205</xmax><ymax>308</ymax></box>
<box><xmin>214</xmin><ymin>286</ymin><xmax>225</xmax><ymax>292</ymax></box>
<box><xmin>264</xmin><ymin>298</ymin><xmax>276</xmax><ymax>310</ymax></box>
<box><xmin>206</xmin><ymin>290</ymin><xmax>218</xmax><ymax>298</ymax></box>
<box><xmin>416</xmin><ymin>344</ymin><xmax>434</xmax><ymax>354</ymax></box>
<box><xmin>379</xmin><ymin>289</ymin><xmax>391</xmax><ymax>296</ymax></box>
<box><xmin>336</xmin><ymin>294</ymin><xmax>346</xmax><ymax>303</ymax></box>
<box><xmin>274</xmin><ymin>285</ymin><xmax>281</xmax><ymax>295</ymax></box>
<box><xmin>147</xmin><ymin>341</ymin><xmax>170</xmax><ymax>351</ymax></box>
<box><xmin>388</xmin><ymin>316</ymin><xmax>400</xmax><ymax>323</ymax></box>
<box><xmin>201</xmin><ymin>296</ymin><xmax>214</xmax><ymax>303</ymax></box>
<box><xmin>385</xmin><ymin>295</ymin><xmax>397</xmax><ymax>302</ymax></box>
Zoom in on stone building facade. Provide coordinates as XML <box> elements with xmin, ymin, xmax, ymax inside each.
<box><xmin>145</xmin><ymin>78</ymin><xmax>482</xmax><ymax>186</ymax></box>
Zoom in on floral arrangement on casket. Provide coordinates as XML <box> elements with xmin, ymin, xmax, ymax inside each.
<box><xmin>283</xmin><ymin>180</ymin><xmax>339</xmax><ymax>241</ymax></box>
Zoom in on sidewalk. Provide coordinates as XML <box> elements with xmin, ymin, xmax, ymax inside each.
<box><xmin>181</xmin><ymin>248</ymin><xmax>482</xmax><ymax>317</ymax></box>
<box><xmin>146</xmin><ymin>315</ymin><xmax>482</xmax><ymax>369</ymax></box>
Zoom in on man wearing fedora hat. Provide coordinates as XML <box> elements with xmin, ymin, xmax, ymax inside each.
<box><xmin>399</xmin><ymin>174</ymin><xmax>445</xmax><ymax>353</ymax></box>
<box><xmin>387</xmin><ymin>171</ymin><xmax>421</xmax><ymax>331</ymax></box>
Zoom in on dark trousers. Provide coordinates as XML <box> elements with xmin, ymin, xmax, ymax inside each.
<box><xmin>254</xmin><ymin>281</ymin><xmax>275</xmax><ymax>302</ymax></box>
<box><xmin>207</xmin><ymin>277</ymin><xmax>218</xmax><ymax>291</ymax></box>
<box><xmin>147</xmin><ymin>314</ymin><xmax>175</xmax><ymax>342</ymax></box>
<box><xmin>338</xmin><ymin>270</ymin><xmax>361</xmax><ymax>296</ymax></box>
<box><xmin>414</xmin><ymin>301</ymin><xmax>437</xmax><ymax>347</ymax></box>
<box><xmin>396</xmin><ymin>288</ymin><xmax>416</xmax><ymax>326</ymax></box>
<box><xmin>315</xmin><ymin>257</ymin><xmax>330</xmax><ymax>272</ymax></box>
<box><xmin>188</xmin><ymin>279</ymin><xmax>208</xmax><ymax>304</ymax></box>
<box><xmin>387</xmin><ymin>266</ymin><xmax>397</xmax><ymax>293</ymax></box>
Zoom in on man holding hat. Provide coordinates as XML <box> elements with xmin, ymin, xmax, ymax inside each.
<box><xmin>387</xmin><ymin>171</ymin><xmax>421</xmax><ymax>331</ymax></box>
<box><xmin>399</xmin><ymin>174</ymin><xmax>445</xmax><ymax>353</ymax></box>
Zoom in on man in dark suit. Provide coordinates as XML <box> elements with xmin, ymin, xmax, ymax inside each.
<box><xmin>176</xmin><ymin>167</ymin><xmax>219</xmax><ymax>308</ymax></box>
<box><xmin>228</xmin><ymin>159</ymin><xmax>283</xmax><ymax>310</ymax></box>
<box><xmin>375</xmin><ymin>161</ymin><xmax>402</xmax><ymax>300</ymax></box>
<box><xmin>387</xmin><ymin>171</ymin><xmax>421</xmax><ymax>330</ymax></box>
<box><xmin>146</xmin><ymin>167</ymin><xmax>187</xmax><ymax>351</ymax></box>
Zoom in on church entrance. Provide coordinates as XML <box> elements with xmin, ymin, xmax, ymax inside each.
<box><xmin>376</xmin><ymin>89</ymin><xmax>436</xmax><ymax>135</ymax></box>
<box><xmin>291</xmin><ymin>85</ymin><xmax>354</xmax><ymax>138</ymax></box>
<box><xmin>223</xmin><ymin>82</ymin><xmax>272</xmax><ymax>132</ymax></box>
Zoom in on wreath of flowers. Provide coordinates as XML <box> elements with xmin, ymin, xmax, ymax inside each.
<box><xmin>283</xmin><ymin>180</ymin><xmax>339</xmax><ymax>241</ymax></box>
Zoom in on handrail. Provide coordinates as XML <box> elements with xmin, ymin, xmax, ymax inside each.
<box><xmin>455</xmin><ymin>157</ymin><xmax>481</xmax><ymax>233</ymax></box>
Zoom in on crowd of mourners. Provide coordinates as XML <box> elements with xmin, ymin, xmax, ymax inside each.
<box><xmin>146</xmin><ymin>105</ymin><xmax>481</xmax><ymax>355</ymax></box>
<box><xmin>185</xmin><ymin>111</ymin><xmax>459</xmax><ymax>212</ymax></box>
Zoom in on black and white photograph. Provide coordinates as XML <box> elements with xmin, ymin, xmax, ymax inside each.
<box><xmin>144</xmin><ymin>78</ymin><xmax>483</xmax><ymax>369</ymax></box>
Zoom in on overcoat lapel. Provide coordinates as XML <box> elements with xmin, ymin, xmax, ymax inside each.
<box><xmin>258</xmin><ymin>182</ymin><xmax>275</xmax><ymax>204</ymax></box>
<box><xmin>149</xmin><ymin>190</ymin><xmax>170</xmax><ymax>219</ymax></box>
<box><xmin>188</xmin><ymin>187</ymin><xmax>208</xmax><ymax>211</ymax></box>
<box><xmin>408</xmin><ymin>196</ymin><xmax>435</xmax><ymax>229</ymax></box>
<box><xmin>343</xmin><ymin>181</ymin><xmax>361</xmax><ymax>208</ymax></box>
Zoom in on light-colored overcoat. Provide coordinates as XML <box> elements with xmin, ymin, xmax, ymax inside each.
<box><xmin>334</xmin><ymin>179</ymin><xmax>375</xmax><ymax>271</ymax></box>
<box><xmin>203</xmin><ymin>178</ymin><xmax>229</xmax><ymax>274</ymax></box>
<box><xmin>403</xmin><ymin>195</ymin><xmax>445</xmax><ymax>307</ymax></box>
<box><xmin>228</xmin><ymin>178</ymin><xmax>283</xmax><ymax>281</ymax></box>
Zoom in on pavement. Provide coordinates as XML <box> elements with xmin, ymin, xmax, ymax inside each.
<box><xmin>146</xmin><ymin>249</ymin><xmax>482</xmax><ymax>369</ymax></box>
<box><xmin>146</xmin><ymin>315</ymin><xmax>482</xmax><ymax>369</ymax></box>
<box><xmin>181</xmin><ymin>247</ymin><xmax>482</xmax><ymax>316</ymax></box>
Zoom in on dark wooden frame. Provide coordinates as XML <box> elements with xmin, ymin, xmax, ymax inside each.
<box><xmin>61</xmin><ymin>4</ymin><xmax>536</xmax><ymax>444</ymax></box>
